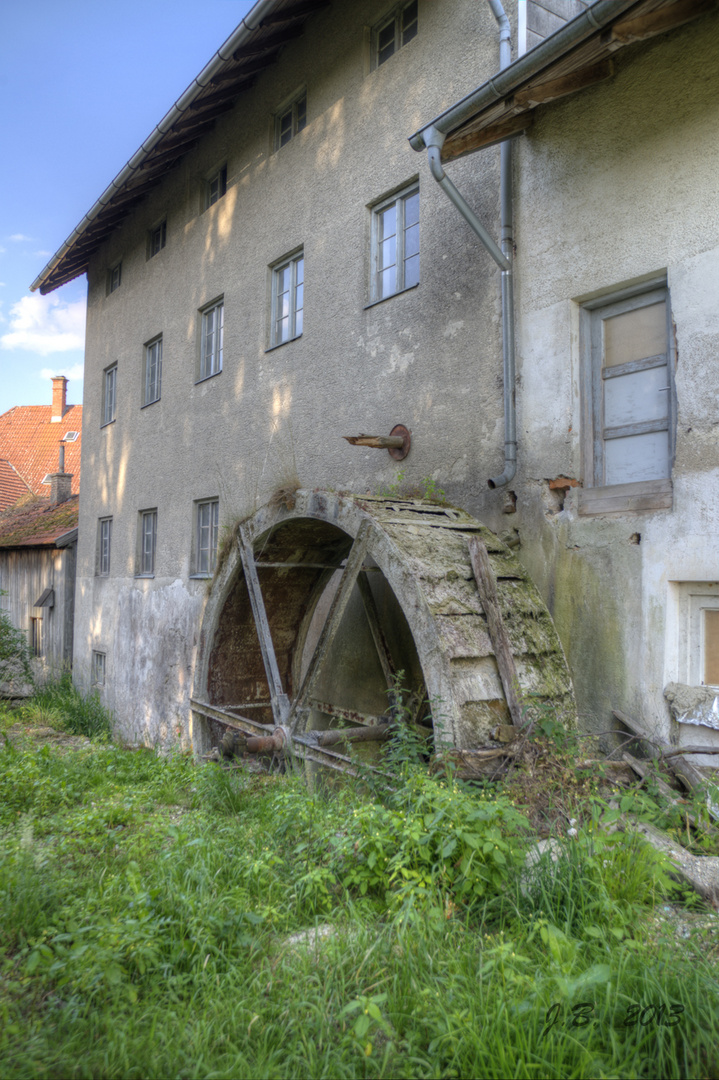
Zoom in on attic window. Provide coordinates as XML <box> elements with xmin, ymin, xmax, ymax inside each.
<box><xmin>63</xmin><ymin>431</ymin><xmax>79</xmax><ymax>442</ymax></box>
<box><xmin>373</xmin><ymin>1</ymin><xmax>418</xmax><ymax>69</ymax></box>
<box><xmin>41</xmin><ymin>474</ymin><xmax>52</xmax><ymax>485</ymax></box>
<box><xmin>205</xmin><ymin>166</ymin><xmax>227</xmax><ymax>210</ymax></box>
<box><xmin>149</xmin><ymin>220</ymin><xmax>166</xmax><ymax>258</ymax></box>
<box><xmin>275</xmin><ymin>91</ymin><xmax>306</xmax><ymax>150</ymax></box>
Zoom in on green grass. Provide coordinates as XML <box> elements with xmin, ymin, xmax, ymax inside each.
<box><xmin>0</xmin><ymin>707</ymin><xmax>717</xmax><ymax>1079</ymax></box>
<box><xmin>16</xmin><ymin>672</ymin><xmax>113</xmax><ymax>739</ymax></box>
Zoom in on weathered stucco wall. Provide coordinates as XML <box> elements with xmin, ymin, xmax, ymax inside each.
<box><xmin>511</xmin><ymin>12</ymin><xmax>719</xmax><ymax>752</ymax></box>
<box><xmin>74</xmin><ymin>0</ymin><xmax>518</xmax><ymax>745</ymax></box>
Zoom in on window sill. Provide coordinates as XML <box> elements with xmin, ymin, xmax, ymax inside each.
<box><xmin>577</xmin><ymin>478</ymin><xmax>673</xmax><ymax>516</ymax></box>
<box><xmin>265</xmin><ymin>334</ymin><xmax>302</xmax><ymax>353</ymax></box>
<box><xmin>364</xmin><ymin>281</ymin><xmax>419</xmax><ymax>310</ymax></box>
<box><xmin>195</xmin><ymin>371</ymin><xmax>222</xmax><ymax>386</ymax></box>
<box><xmin>189</xmin><ymin>573</ymin><xmax>212</xmax><ymax>580</ymax></box>
<box><xmin>141</xmin><ymin>398</ymin><xmax>160</xmax><ymax>409</ymax></box>
<box><xmin>100</xmin><ymin>419</ymin><xmax>116</xmax><ymax>429</ymax></box>
<box><xmin>134</xmin><ymin>574</ymin><xmax>155</xmax><ymax>580</ymax></box>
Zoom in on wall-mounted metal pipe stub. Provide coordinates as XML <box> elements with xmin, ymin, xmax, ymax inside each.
<box><xmin>58</xmin><ymin>443</ymin><xmax>65</xmax><ymax>473</ymax></box>
<box><xmin>343</xmin><ymin>424</ymin><xmax>411</xmax><ymax>460</ymax></box>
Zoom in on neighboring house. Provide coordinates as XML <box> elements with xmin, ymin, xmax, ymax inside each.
<box><xmin>408</xmin><ymin>0</ymin><xmax>719</xmax><ymax>761</ymax></box>
<box><xmin>0</xmin><ymin>377</ymin><xmax>82</xmax><ymax>511</ymax></box>
<box><xmin>28</xmin><ymin>0</ymin><xmax>719</xmax><ymax>760</ymax></box>
<box><xmin>0</xmin><ymin>473</ymin><xmax>78</xmax><ymax>684</ymax></box>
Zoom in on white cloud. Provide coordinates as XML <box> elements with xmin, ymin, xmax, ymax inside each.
<box><xmin>0</xmin><ymin>294</ymin><xmax>86</xmax><ymax>355</ymax></box>
<box><xmin>40</xmin><ymin>362</ymin><xmax>84</xmax><ymax>383</ymax></box>
<box><xmin>9</xmin><ymin>234</ymin><xmax>33</xmax><ymax>243</ymax></box>
<box><xmin>34</xmin><ymin>250</ymin><xmax>52</xmax><ymax>258</ymax></box>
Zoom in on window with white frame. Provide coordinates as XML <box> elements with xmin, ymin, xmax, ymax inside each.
<box><xmin>371</xmin><ymin>184</ymin><xmax>419</xmax><ymax>302</ymax></box>
<box><xmin>275</xmin><ymin>91</ymin><xmax>306</xmax><ymax>150</ymax></box>
<box><xmin>271</xmin><ymin>251</ymin><xmax>304</xmax><ymax>346</ymax></box>
<box><xmin>148</xmin><ymin>220</ymin><xmax>166</xmax><ymax>258</ymax></box>
<box><xmin>373</xmin><ymin>1</ymin><xmax>418</xmax><ymax>68</ymax></box>
<box><xmin>138</xmin><ymin>510</ymin><xmax>157</xmax><ymax>576</ymax></box>
<box><xmin>199</xmin><ymin>299</ymin><xmax>224</xmax><ymax>380</ymax></box>
<box><xmin>92</xmin><ymin>650</ymin><xmax>106</xmax><ymax>687</ymax></box>
<box><xmin>205</xmin><ymin>165</ymin><xmax>227</xmax><ymax>210</ymax></box>
<box><xmin>102</xmin><ymin>365</ymin><xmax>117</xmax><ymax>426</ymax></box>
<box><xmin>98</xmin><ymin>517</ymin><xmax>112</xmax><ymax>576</ymax></box>
<box><xmin>582</xmin><ymin>283</ymin><xmax>674</xmax><ymax>489</ymax></box>
<box><xmin>108</xmin><ymin>262</ymin><xmax>122</xmax><ymax>294</ymax></box>
<box><xmin>195</xmin><ymin>499</ymin><xmax>219</xmax><ymax>575</ymax></box>
<box><xmin>676</xmin><ymin>584</ymin><xmax>719</xmax><ymax>688</ymax></box>
<box><xmin>143</xmin><ymin>336</ymin><xmax>162</xmax><ymax>406</ymax></box>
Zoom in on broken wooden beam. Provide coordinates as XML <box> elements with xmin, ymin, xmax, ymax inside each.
<box><xmin>612</xmin><ymin>709</ymin><xmax>708</xmax><ymax>794</ymax></box>
<box><xmin>468</xmin><ymin>536</ymin><xmax>523</xmax><ymax>727</ymax></box>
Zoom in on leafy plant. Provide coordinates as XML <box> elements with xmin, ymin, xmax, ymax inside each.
<box><xmin>23</xmin><ymin>671</ymin><xmax>112</xmax><ymax>739</ymax></box>
<box><xmin>0</xmin><ymin>590</ymin><xmax>33</xmax><ymax>686</ymax></box>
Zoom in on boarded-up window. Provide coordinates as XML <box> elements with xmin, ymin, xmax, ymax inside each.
<box><xmin>588</xmin><ymin>287</ymin><xmax>673</xmax><ymax>487</ymax></box>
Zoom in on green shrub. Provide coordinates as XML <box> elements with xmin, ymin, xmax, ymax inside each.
<box><xmin>0</xmin><ymin>591</ymin><xmax>33</xmax><ymax>685</ymax></box>
<box><xmin>25</xmin><ymin>671</ymin><xmax>112</xmax><ymax>739</ymax></box>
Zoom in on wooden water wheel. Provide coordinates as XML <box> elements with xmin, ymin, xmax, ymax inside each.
<box><xmin>190</xmin><ymin>490</ymin><xmax>576</xmax><ymax>776</ymax></box>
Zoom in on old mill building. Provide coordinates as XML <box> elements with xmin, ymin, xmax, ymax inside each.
<box><xmin>31</xmin><ymin>0</ymin><xmax>719</xmax><ymax>766</ymax></box>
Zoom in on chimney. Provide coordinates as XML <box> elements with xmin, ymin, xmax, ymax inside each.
<box><xmin>49</xmin><ymin>442</ymin><xmax>72</xmax><ymax>503</ymax></box>
<box><xmin>51</xmin><ymin>376</ymin><xmax>68</xmax><ymax>422</ymax></box>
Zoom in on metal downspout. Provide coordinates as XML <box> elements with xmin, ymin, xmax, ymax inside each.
<box><xmin>421</xmin><ymin>0</ymin><xmax>516</xmax><ymax>488</ymax></box>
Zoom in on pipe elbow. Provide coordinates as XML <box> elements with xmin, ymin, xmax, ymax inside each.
<box><xmin>427</xmin><ymin>145</ymin><xmax>445</xmax><ymax>184</ymax></box>
<box><xmin>487</xmin><ymin>463</ymin><xmax>516</xmax><ymax>490</ymax></box>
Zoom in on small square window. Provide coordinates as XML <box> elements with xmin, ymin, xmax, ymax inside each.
<box><xmin>274</xmin><ymin>91</ymin><xmax>307</xmax><ymax>150</ymax></box>
<box><xmin>97</xmin><ymin>517</ymin><xmax>112</xmax><ymax>577</ymax></box>
<box><xmin>205</xmin><ymin>165</ymin><xmax>227</xmax><ymax>210</ymax></box>
<box><xmin>143</xmin><ymin>336</ymin><xmax>162</xmax><ymax>406</ymax></box>
<box><xmin>370</xmin><ymin>183</ymin><xmax>419</xmax><ymax>303</ymax></box>
<box><xmin>148</xmin><ymin>220</ymin><xmax>166</xmax><ymax>258</ymax></box>
<box><xmin>102</xmin><ymin>365</ymin><xmax>117</xmax><ymax>426</ymax></box>
<box><xmin>270</xmin><ymin>251</ymin><xmax>304</xmax><ymax>347</ymax></box>
<box><xmin>199</xmin><ymin>299</ymin><xmax>224</xmax><ymax>381</ymax></box>
<box><xmin>195</xmin><ymin>499</ymin><xmax>219</xmax><ymax>575</ymax></box>
<box><xmin>373</xmin><ymin>1</ymin><xmax>418</xmax><ymax>68</ymax></box>
<box><xmin>138</xmin><ymin>510</ymin><xmax>157</xmax><ymax>576</ymax></box>
<box><xmin>62</xmin><ymin>431</ymin><xmax>79</xmax><ymax>442</ymax></box>
<box><xmin>92</xmin><ymin>650</ymin><xmax>106</xmax><ymax>687</ymax></box>
<box><xmin>108</xmin><ymin>262</ymin><xmax>122</xmax><ymax>294</ymax></box>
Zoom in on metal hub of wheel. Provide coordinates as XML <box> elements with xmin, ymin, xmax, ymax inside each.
<box><xmin>191</xmin><ymin>490</ymin><xmax>576</xmax><ymax>774</ymax></box>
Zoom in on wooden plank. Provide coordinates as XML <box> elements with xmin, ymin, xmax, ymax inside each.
<box><xmin>287</xmin><ymin>521</ymin><xmax>372</xmax><ymax>733</ymax></box>
<box><xmin>613</xmin><ymin>709</ymin><xmax>710</xmax><ymax>795</ymax></box>
<box><xmin>612</xmin><ymin>0</ymin><xmax>716</xmax><ymax>42</ymax></box>
<box><xmin>239</xmin><ymin>526</ymin><xmax>291</xmax><ymax>725</ymax></box>
<box><xmin>308</xmin><ymin>699</ymin><xmax>389</xmax><ymax>726</ymax></box>
<box><xmin>514</xmin><ymin>59</ymin><xmax>613</xmax><ymax>108</ymax></box>
<box><xmin>468</xmin><ymin>537</ymin><xmax>523</xmax><ymax>727</ymax></box>
<box><xmin>442</xmin><ymin>113</ymin><xmax>533</xmax><ymax>162</ymax></box>
<box><xmin>233</xmin><ymin>24</ymin><xmax>304</xmax><ymax>58</ymax></box>
<box><xmin>260</xmin><ymin>0</ymin><xmax>330</xmax><ymax>25</ymax></box>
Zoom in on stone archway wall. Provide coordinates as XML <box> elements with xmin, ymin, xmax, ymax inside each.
<box><xmin>192</xmin><ymin>490</ymin><xmax>576</xmax><ymax>751</ymax></box>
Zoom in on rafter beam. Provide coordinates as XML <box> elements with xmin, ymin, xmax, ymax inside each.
<box><xmin>260</xmin><ymin>0</ymin><xmax>330</xmax><ymax>26</ymax></box>
<box><xmin>513</xmin><ymin>59</ymin><xmax>614</xmax><ymax>109</ymax></box>
<box><xmin>611</xmin><ymin>0</ymin><xmax>716</xmax><ymax>43</ymax></box>
<box><xmin>233</xmin><ymin>24</ymin><xmax>304</xmax><ymax>59</ymax></box>
<box><xmin>442</xmin><ymin>112</ymin><xmax>533</xmax><ymax>162</ymax></box>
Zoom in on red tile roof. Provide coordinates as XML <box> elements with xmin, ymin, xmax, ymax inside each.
<box><xmin>0</xmin><ymin>460</ymin><xmax>32</xmax><ymax>510</ymax></box>
<box><xmin>0</xmin><ymin>495</ymin><xmax>79</xmax><ymax>548</ymax></box>
<box><xmin>0</xmin><ymin>402</ymin><xmax>81</xmax><ymax>511</ymax></box>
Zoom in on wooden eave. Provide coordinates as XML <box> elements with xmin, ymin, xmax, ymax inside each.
<box><xmin>434</xmin><ymin>0</ymin><xmax>717</xmax><ymax>162</ymax></box>
<box><xmin>33</xmin><ymin>0</ymin><xmax>332</xmax><ymax>295</ymax></box>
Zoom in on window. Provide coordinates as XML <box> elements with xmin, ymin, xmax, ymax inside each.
<box><xmin>62</xmin><ymin>431</ymin><xmax>79</xmax><ymax>442</ymax></box>
<box><xmin>270</xmin><ymin>252</ymin><xmax>304</xmax><ymax>346</ymax></box>
<box><xmin>102</xmin><ymin>365</ymin><xmax>117</xmax><ymax>426</ymax></box>
<box><xmin>108</xmin><ymin>262</ymin><xmax>122</xmax><ymax>294</ymax></box>
<box><xmin>98</xmin><ymin>518</ymin><xmax>112</xmax><ymax>576</ymax></box>
<box><xmin>143</xmin><ymin>336</ymin><xmax>162</xmax><ymax>406</ymax></box>
<box><xmin>587</xmin><ymin>286</ymin><xmax>673</xmax><ymax>485</ymax></box>
<box><xmin>148</xmin><ymin>220</ymin><xmax>166</xmax><ymax>258</ymax></box>
<box><xmin>373</xmin><ymin>1</ymin><xmax>418</xmax><ymax>68</ymax></box>
<box><xmin>275</xmin><ymin>91</ymin><xmax>307</xmax><ymax>150</ymax></box>
<box><xmin>195</xmin><ymin>499</ymin><xmax>219</xmax><ymax>575</ymax></box>
<box><xmin>138</xmin><ymin>510</ymin><xmax>157</xmax><ymax>576</ymax></box>
<box><xmin>92</xmin><ymin>651</ymin><xmax>106</xmax><ymax>687</ymax></box>
<box><xmin>30</xmin><ymin>617</ymin><xmax>42</xmax><ymax>657</ymax></box>
<box><xmin>371</xmin><ymin>184</ymin><xmax>419</xmax><ymax>302</ymax></box>
<box><xmin>199</xmin><ymin>300</ymin><xmax>224</xmax><ymax>380</ymax></box>
<box><xmin>205</xmin><ymin>165</ymin><xmax>227</xmax><ymax>210</ymax></box>
<box><xmin>579</xmin><ymin>281</ymin><xmax>675</xmax><ymax>512</ymax></box>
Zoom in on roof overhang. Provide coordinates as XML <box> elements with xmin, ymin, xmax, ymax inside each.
<box><xmin>31</xmin><ymin>0</ymin><xmax>331</xmax><ymax>295</ymax></box>
<box><xmin>409</xmin><ymin>0</ymin><xmax>717</xmax><ymax>163</ymax></box>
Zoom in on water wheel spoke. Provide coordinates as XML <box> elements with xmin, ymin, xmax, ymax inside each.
<box><xmin>239</xmin><ymin>525</ymin><xmax>291</xmax><ymax>725</ymax></box>
<box><xmin>287</xmin><ymin>521</ymin><xmax>372</xmax><ymax>734</ymax></box>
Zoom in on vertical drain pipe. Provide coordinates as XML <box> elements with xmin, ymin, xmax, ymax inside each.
<box><xmin>487</xmin><ymin>0</ymin><xmax>516</xmax><ymax>488</ymax></box>
<box><xmin>420</xmin><ymin>2</ymin><xmax>517</xmax><ymax>487</ymax></box>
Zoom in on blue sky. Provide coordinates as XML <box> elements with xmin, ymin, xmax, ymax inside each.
<box><xmin>0</xmin><ymin>0</ymin><xmax>254</xmax><ymax>415</ymax></box>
